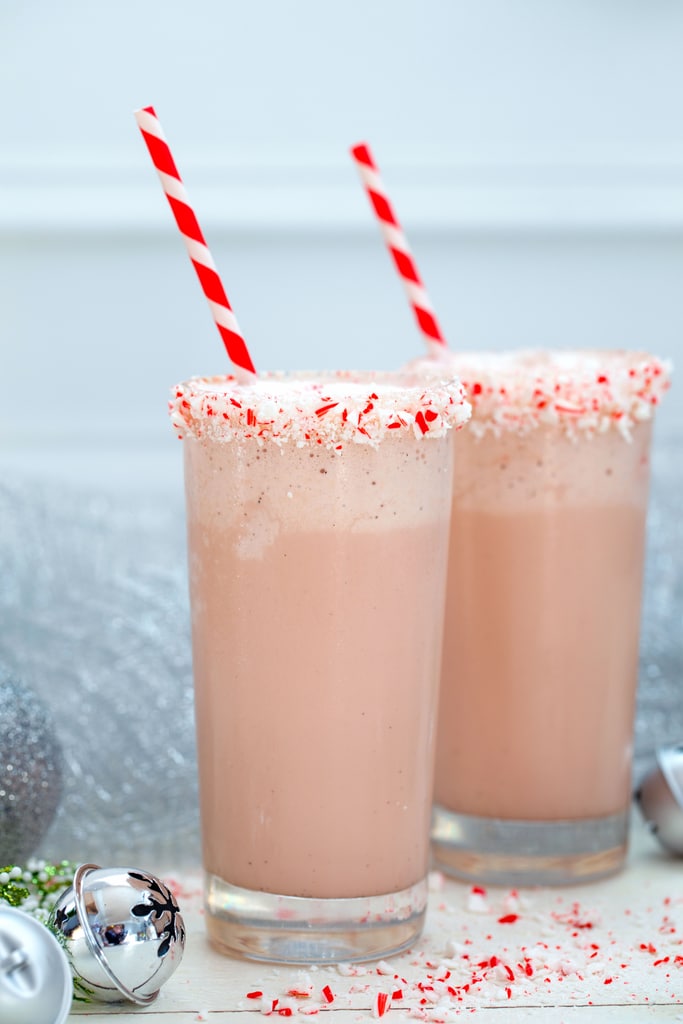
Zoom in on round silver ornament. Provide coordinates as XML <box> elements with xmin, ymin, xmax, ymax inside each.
<box><xmin>50</xmin><ymin>863</ymin><xmax>185</xmax><ymax>1004</ymax></box>
<box><xmin>0</xmin><ymin>674</ymin><xmax>63</xmax><ymax>863</ymax></box>
<box><xmin>0</xmin><ymin>905</ymin><xmax>72</xmax><ymax>1023</ymax></box>
<box><xmin>635</xmin><ymin>744</ymin><xmax>683</xmax><ymax>854</ymax></box>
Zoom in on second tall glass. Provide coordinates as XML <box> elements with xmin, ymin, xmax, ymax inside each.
<box><xmin>430</xmin><ymin>350</ymin><xmax>670</xmax><ymax>885</ymax></box>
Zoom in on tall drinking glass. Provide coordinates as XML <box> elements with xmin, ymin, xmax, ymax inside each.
<box><xmin>429</xmin><ymin>351</ymin><xmax>670</xmax><ymax>885</ymax></box>
<box><xmin>171</xmin><ymin>371</ymin><xmax>470</xmax><ymax>962</ymax></box>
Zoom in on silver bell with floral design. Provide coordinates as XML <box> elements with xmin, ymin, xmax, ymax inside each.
<box><xmin>50</xmin><ymin>863</ymin><xmax>185</xmax><ymax>1004</ymax></box>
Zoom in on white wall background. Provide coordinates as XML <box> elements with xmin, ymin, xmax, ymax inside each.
<box><xmin>0</xmin><ymin>0</ymin><xmax>682</xmax><ymax>482</ymax></box>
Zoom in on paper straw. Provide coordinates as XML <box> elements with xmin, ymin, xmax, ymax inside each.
<box><xmin>350</xmin><ymin>142</ymin><xmax>447</xmax><ymax>354</ymax></box>
<box><xmin>134</xmin><ymin>106</ymin><xmax>256</xmax><ymax>378</ymax></box>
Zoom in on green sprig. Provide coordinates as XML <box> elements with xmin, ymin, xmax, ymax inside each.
<box><xmin>0</xmin><ymin>859</ymin><xmax>76</xmax><ymax>924</ymax></box>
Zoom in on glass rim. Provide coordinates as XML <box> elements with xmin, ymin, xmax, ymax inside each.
<box><xmin>169</xmin><ymin>369</ymin><xmax>472</xmax><ymax>447</ymax></box>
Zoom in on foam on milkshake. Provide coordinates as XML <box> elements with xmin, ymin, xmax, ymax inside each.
<box><xmin>176</xmin><ymin>370</ymin><xmax>472</xmax><ymax>552</ymax></box>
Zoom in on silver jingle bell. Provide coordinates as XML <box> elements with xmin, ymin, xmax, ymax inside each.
<box><xmin>635</xmin><ymin>744</ymin><xmax>683</xmax><ymax>854</ymax></box>
<box><xmin>50</xmin><ymin>863</ymin><xmax>186</xmax><ymax>1004</ymax></box>
<box><xmin>0</xmin><ymin>906</ymin><xmax>72</xmax><ymax>1024</ymax></box>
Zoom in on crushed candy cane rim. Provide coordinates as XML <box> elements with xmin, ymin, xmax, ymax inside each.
<box><xmin>415</xmin><ymin>349</ymin><xmax>671</xmax><ymax>438</ymax></box>
<box><xmin>169</xmin><ymin>370</ymin><xmax>471</xmax><ymax>446</ymax></box>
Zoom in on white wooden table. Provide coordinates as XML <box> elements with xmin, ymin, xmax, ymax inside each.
<box><xmin>68</xmin><ymin>820</ymin><xmax>683</xmax><ymax>1023</ymax></box>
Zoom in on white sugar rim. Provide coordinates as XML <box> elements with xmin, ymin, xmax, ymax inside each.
<box><xmin>169</xmin><ymin>370</ymin><xmax>472</xmax><ymax>446</ymax></box>
<box><xmin>412</xmin><ymin>348</ymin><xmax>671</xmax><ymax>437</ymax></box>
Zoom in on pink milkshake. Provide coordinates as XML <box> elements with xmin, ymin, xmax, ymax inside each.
<box><xmin>170</xmin><ymin>371</ymin><xmax>470</xmax><ymax>961</ymax></box>
<box><xmin>428</xmin><ymin>351</ymin><xmax>670</xmax><ymax>885</ymax></box>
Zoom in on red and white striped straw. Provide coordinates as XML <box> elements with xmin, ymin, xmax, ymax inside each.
<box><xmin>350</xmin><ymin>142</ymin><xmax>448</xmax><ymax>355</ymax></box>
<box><xmin>134</xmin><ymin>106</ymin><xmax>256</xmax><ymax>379</ymax></box>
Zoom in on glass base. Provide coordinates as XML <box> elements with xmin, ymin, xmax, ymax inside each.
<box><xmin>431</xmin><ymin>805</ymin><xmax>629</xmax><ymax>886</ymax></box>
<box><xmin>204</xmin><ymin>872</ymin><xmax>427</xmax><ymax>964</ymax></box>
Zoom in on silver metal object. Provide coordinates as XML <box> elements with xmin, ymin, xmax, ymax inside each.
<box><xmin>50</xmin><ymin>862</ymin><xmax>185</xmax><ymax>1004</ymax></box>
<box><xmin>0</xmin><ymin>674</ymin><xmax>63</xmax><ymax>863</ymax></box>
<box><xmin>635</xmin><ymin>744</ymin><xmax>683</xmax><ymax>854</ymax></box>
<box><xmin>0</xmin><ymin>906</ymin><xmax>72</xmax><ymax>1023</ymax></box>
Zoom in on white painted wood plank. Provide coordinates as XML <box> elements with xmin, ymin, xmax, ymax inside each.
<box><xmin>68</xmin><ymin>823</ymin><xmax>683</xmax><ymax>1020</ymax></box>
<box><xmin>67</xmin><ymin>1008</ymin><xmax>683</xmax><ymax>1023</ymax></box>
<box><xmin>4</xmin><ymin>162</ymin><xmax>683</xmax><ymax>235</ymax></box>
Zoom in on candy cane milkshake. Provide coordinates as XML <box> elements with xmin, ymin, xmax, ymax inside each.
<box><xmin>171</xmin><ymin>371</ymin><xmax>470</xmax><ymax>962</ymax></box>
<box><xmin>428</xmin><ymin>351</ymin><xmax>670</xmax><ymax>885</ymax></box>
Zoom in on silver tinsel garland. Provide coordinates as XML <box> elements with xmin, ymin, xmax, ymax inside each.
<box><xmin>0</xmin><ymin>478</ymin><xmax>199</xmax><ymax>865</ymax></box>
<box><xmin>634</xmin><ymin>438</ymin><xmax>683</xmax><ymax>769</ymax></box>
<box><xmin>0</xmin><ymin>437</ymin><xmax>680</xmax><ymax>865</ymax></box>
